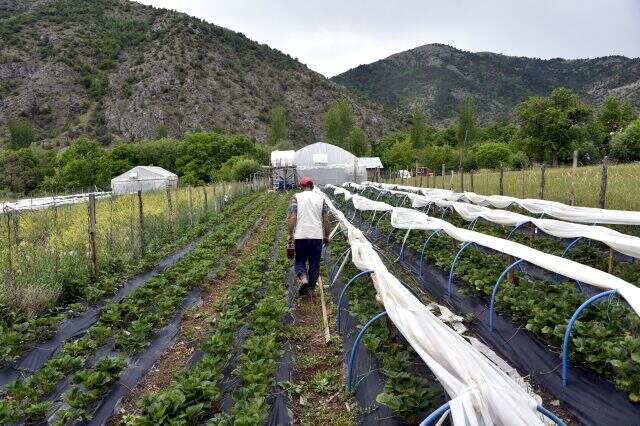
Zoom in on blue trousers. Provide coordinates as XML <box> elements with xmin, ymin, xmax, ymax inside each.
<box><xmin>294</xmin><ymin>239</ymin><xmax>323</xmax><ymax>287</ymax></box>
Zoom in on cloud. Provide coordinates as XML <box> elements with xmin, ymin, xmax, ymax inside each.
<box><xmin>137</xmin><ymin>0</ymin><xmax>640</xmax><ymax>77</ymax></box>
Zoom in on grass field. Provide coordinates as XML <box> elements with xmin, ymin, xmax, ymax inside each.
<box><xmin>391</xmin><ymin>162</ymin><xmax>640</xmax><ymax>211</ymax></box>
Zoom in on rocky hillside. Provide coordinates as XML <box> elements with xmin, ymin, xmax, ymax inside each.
<box><xmin>332</xmin><ymin>43</ymin><xmax>640</xmax><ymax>124</ymax></box>
<box><xmin>0</xmin><ymin>0</ymin><xmax>398</xmax><ymax>147</ymax></box>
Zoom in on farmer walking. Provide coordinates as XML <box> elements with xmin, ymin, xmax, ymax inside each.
<box><xmin>288</xmin><ymin>176</ymin><xmax>330</xmax><ymax>296</ymax></box>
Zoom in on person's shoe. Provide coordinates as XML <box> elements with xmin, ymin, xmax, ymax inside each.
<box><xmin>297</xmin><ymin>272</ymin><xmax>309</xmax><ymax>285</ymax></box>
<box><xmin>298</xmin><ymin>283</ymin><xmax>311</xmax><ymax>296</ymax></box>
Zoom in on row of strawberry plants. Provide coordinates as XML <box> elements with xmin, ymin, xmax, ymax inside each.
<box><xmin>321</xmin><ymin>216</ymin><xmax>439</xmax><ymax>424</ymax></box>
<box><xmin>0</xmin><ymin>191</ymin><xmax>272</xmax><ymax>424</ymax></box>
<box><xmin>358</xmin><ymin>192</ymin><xmax>640</xmax><ymax>402</ymax></box>
<box><xmin>123</xmin><ymin>193</ymin><xmax>290</xmax><ymax>425</ymax></box>
<box><xmin>0</xmin><ymin>191</ymin><xmax>262</xmax><ymax>366</ymax></box>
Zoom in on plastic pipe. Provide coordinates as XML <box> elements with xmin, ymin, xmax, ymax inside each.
<box><xmin>420</xmin><ymin>402</ymin><xmax>566</xmax><ymax>426</ymax></box>
<box><xmin>369</xmin><ymin>210</ymin><xmax>391</xmax><ymax>234</ymax></box>
<box><xmin>506</xmin><ymin>221</ymin><xmax>529</xmax><ymax>240</ymax></box>
<box><xmin>399</xmin><ymin>229</ymin><xmax>411</xmax><ymax>260</ymax></box>
<box><xmin>467</xmin><ymin>217</ymin><xmax>479</xmax><ymax>230</ymax></box>
<box><xmin>562</xmin><ymin>289</ymin><xmax>617</xmax><ymax>385</ymax></box>
<box><xmin>419</xmin><ymin>230</ymin><xmax>442</xmax><ymax>276</ymax></box>
<box><xmin>557</xmin><ymin>237</ymin><xmax>584</xmax><ymax>290</ymax></box>
<box><xmin>346</xmin><ymin>311</ymin><xmax>388</xmax><ymax>392</ymax></box>
<box><xmin>448</xmin><ymin>241</ymin><xmax>476</xmax><ymax>298</ymax></box>
<box><xmin>336</xmin><ymin>270</ymin><xmax>373</xmax><ymax>332</ymax></box>
<box><xmin>329</xmin><ymin>247</ymin><xmax>351</xmax><ymax>286</ymax></box>
<box><xmin>489</xmin><ymin>258</ymin><xmax>524</xmax><ymax>331</ymax></box>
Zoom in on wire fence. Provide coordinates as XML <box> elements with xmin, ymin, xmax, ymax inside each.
<box><xmin>384</xmin><ymin>160</ymin><xmax>640</xmax><ymax>211</ymax></box>
<box><xmin>0</xmin><ymin>179</ymin><xmax>268</xmax><ymax>314</ymax></box>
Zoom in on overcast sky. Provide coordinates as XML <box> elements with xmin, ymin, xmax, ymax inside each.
<box><xmin>138</xmin><ymin>0</ymin><xmax>640</xmax><ymax>77</ymax></box>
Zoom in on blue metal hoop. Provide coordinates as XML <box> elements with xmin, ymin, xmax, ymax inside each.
<box><xmin>329</xmin><ymin>248</ymin><xmax>351</xmax><ymax>286</ymax></box>
<box><xmin>336</xmin><ymin>270</ymin><xmax>373</xmax><ymax>332</ymax></box>
<box><xmin>506</xmin><ymin>221</ymin><xmax>530</xmax><ymax>240</ymax></box>
<box><xmin>489</xmin><ymin>259</ymin><xmax>524</xmax><ymax>331</ymax></box>
<box><xmin>346</xmin><ymin>311</ymin><xmax>388</xmax><ymax>392</ymax></box>
<box><xmin>562</xmin><ymin>289</ymin><xmax>618</xmax><ymax>386</ymax></box>
<box><xmin>419</xmin><ymin>402</ymin><xmax>565</xmax><ymax>426</ymax></box>
<box><xmin>448</xmin><ymin>241</ymin><xmax>476</xmax><ymax>298</ymax></box>
<box><xmin>419</xmin><ymin>231</ymin><xmax>442</xmax><ymax>276</ymax></box>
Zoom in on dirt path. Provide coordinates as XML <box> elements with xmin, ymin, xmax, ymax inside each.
<box><xmin>286</xmin><ymin>267</ymin><xmax>357</xmax><ymax>425</ymax></box>
<box><xmin>111</xmin><ymin>213</ymin><xmax>273</xmax><ymax>422</ymax></box>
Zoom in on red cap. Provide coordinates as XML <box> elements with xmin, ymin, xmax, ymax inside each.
<box><xmin>299</xmin><ymin>176</ymin><xmax>314</xmax><ymax>188</ymax></box>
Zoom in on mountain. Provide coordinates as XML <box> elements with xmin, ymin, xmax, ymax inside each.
<box><xmin>0</xmin><ymin>0</ymin><xmax>398</xmax><ymax>147</ymax></box>
<box><xmin>332</xmin><ymin>43</ymin><xmax>640</xmax><ymax>124</ymax></box>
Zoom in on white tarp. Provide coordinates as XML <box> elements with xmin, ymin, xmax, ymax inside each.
<box><xmin>321</xmin><ymin>190</ymin><xmax>546</xmax><ymax>425</ymax></box>
<box><xmin>354</xmin><ymin>184</ymin><xmax>640</xmax><ymax>259</ymax></box>
<box><xmin>332</xmin><ymin>187</ymin><xmax>640</xmax><ymax>316</ymax></box>
<box><xmin>270</xmin><ymin>150</ymin><xmax>295</xmax><ymax>167</ymax></box>
<box><xmin>1</xmin><ymin>192</ymin><xmax>112</xmax><ymax>214</ymax></box>
<box><xmin>364</xmin><ymin>181</ymin><xmax>640</xmax><ymax>226</ymax></box>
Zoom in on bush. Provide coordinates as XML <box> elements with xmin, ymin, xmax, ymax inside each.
<box><xmin>214</xmin><ymin>156</ymin><xmax>259</xmax><ymax>182</ymax></box>
<box><xmin>8</xmin><ymin>118</ymin><xmax>36</xmax><ymax>148</ymax></box>
<box><xmin>611</xmin><ymin>119</ymin><xmax>640</xmax><ymax>162</ymax></box>
<box><xmin>422</xmin><ymin>145</ymin><xmax>457</xmax><ymax>170</ymax></box>
<box><xmin>474</xmin><ymin>142</ymin><xmax>513</xmax><ymax>169</ymax></box>
<box><xmin>509</xmin><ymin>151</ymin><xmax>529</xmax><ymax>169</ymax></box>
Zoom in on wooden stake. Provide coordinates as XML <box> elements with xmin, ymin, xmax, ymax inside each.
<box><xmin>166</xmin><ymin>188</ymin><xmax>174</xmax><ymax>231</ymax></box>
<box><xmin>540</xmin><ymin>162</ymin><xmax>546</xmax><ymax>200</ymax></box>
<box><xmin>608</xmin><ymin>247</ymin><xmax>614</xmax><ymax>274</ymax></box>
<box><xmin>499</xmin><ymin>167</ymin><xmax>504</xmax><ymax>195</ymax></box>
<box><xmin>318</xmin><ymin>276</ymin><xmax>331</xmax><ymax>344</ymax></box>
<box><xmin>203</xmin><ymin>186</ymin><xmax>208</xmax><ymax>213</ymax></box>
<box><xmin>188</xmin><ymin>186</ymin><xmax>194</xmax><ymax>226</ymax></box>
<box><xmin>485</xmin><ymin>171</ymin><xmax>489</xmax><ymax>194</ymax></box>
<box><xmin>599</xmin><ymin>156</ymin><xmax>608</xmax><ymax>209</ymax></box>
<box><xmin>470</xmin><ymin>169</ymin><xmax>474</xmax><ymax>192</ymax></box>
<box><xmin>88</xmin><ymin>194</ymin><xmax>97</xmax><ymax>277</ymax></box>
<box><xmin>138</xmin><ymin>190</ymin><xmax>145</xmax><ymax>256</ymax></box>
<box><xmin>570</xmin><ymin>150</ymin><xmax>578</xmax><ymax>206</ymax></box>
<box><xmin>432</xmin><ymin>170</ymin><xmax>436</xmax><ymax>188</ymax></box>
<box><xmin>449</xmin><ymin>169</ymin><xmax>454</xmax><ymax>191</ymax></box>
<box><xmin>441</xmin><ymin>164</ymin><xmax>445</xmax><ymax>189</ymax></box>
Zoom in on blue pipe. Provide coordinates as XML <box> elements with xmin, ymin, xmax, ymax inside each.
<box><xmin>562</xmin><ymin>289</ymin><xmax>617</xmax><ymax>386</ymax></box>
<box><xmin>489</xmin><ymin>259</ymin><xmax>524</xmax><ymax>331</ymax></box>
<box><xmin>369</xmin><ymin>210</ymin><xmax>391</xmax><ymax>233</ymax></box>
<box><xmin>557</xmin><ymin>237</ymin><xmax>584</xmax><ymax>290</ymax></box>
<box><xmin>440</xmin><ymin>206</ymin><xmax>451</xmax><ymax>219</ymax></box>
<box><xmin>420</xmin><ymin>402</ymin><xmax>566</xmax><ymax>426</ymax></box>
<box><xmin>467</xmin><ymin>217</ymin><xmax>479</xmax><ymax>230</ymax></box>
<box><xmin>448</xmin><ymin>241</ymin><xmax>476</xmax><ymax>298</ymax></box>
<box><xmin>399</xmin><ymin>229</ymin><xmax>411</xmax><ymax>260</ymax></box>
<box><xmin>506</xmin><ymin>221</ymin><xmax>529</xmax><ymax>240</ymax></box>
<box><xmin>336</xmin><ymin>270</ymin><xmax>373</xmax><ymax>332</ymax></box>
<box><xmin>329</xmin><ymin>248</ymin><xmax>351</xmax><ymax>286</ymax></box>
<box><xmin>419</xmin><ymin>231</ymin><xmax>442</xmax><ymax>276</ymax></box>
<box><xmin>346</xmin><ymin>311</ymin><xmax>388</xmax><ymax>392</ymax></box>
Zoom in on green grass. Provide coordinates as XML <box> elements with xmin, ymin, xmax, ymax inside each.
<box><xmin>393</xmin><ymin>162</ymin><xmax>640</xmax><ymax>211</ymax></box>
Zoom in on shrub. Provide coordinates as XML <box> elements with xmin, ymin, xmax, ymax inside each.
<box><xmin>611</xmin><ymin>119</ymin><xmax>640</xmax><ymax>162</ymax></box>
<box><xmin>8</xmin><ymin>118</ymin><xmax>36</xmax><ymax>148</ymax></box>
<box><xmin>474</xmin><ymin>142</ymin><xmax>513</xmax><ymax>169</ymax></box>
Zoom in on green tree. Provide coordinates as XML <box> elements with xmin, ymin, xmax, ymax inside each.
<box><xmin>325</xmin><ymin>100</ymin><xmax>354</xmax><ymax>149</ymax></box>
<box><xmin>8</xmin><ymin>118</ymin><xmax>36</xmax><ymax>148</ymax></box>
<box><xmin>516</xmin><ymin>87</ymin><xmax>590</xmax><ymax>165</ymax></box>
<box><xmin>156</xmin><ymin>125</ymin><xmax>168</xmax><ymax>139</ymax></box>
<box><xmin>0</xmin><ymin>148</ymin><xmax>45</xmax><ymax>194</ymax></box>
<box><xmin>474</xmin><ymin>142</ymin><xmax>513</xmax><ymax>169</ymax></box>
<box><xmin>347</xmin><ymin>127</ymin><xmax>370</xmax><ymax>156</ymax></box>
<box><xmin>598</xmin><ymin>97</ymin><xmax>635</xmax><ymax>134</ymax></box>
<box><xmin>266</xmin><ymin>106</ymin><xmax>287</xmax><ymax>145</ymax></box>
<box><xmin>610</xmin><ymin>119</ymin><xmax>640</xmax><ymax>161</ymax></box>
<box><xmin>409</xmin><ymin>104</ymin><xmax>427</xmax><ymax>149</ymax></box>
<box><xmin>423</xmin><ymin>145</ymin><xmax>458</xmax><ymax>170</ymax></box>
<box><xmin>457</xmin><ymin>97</ymin><xmax>476</xmax><ymax>147</ymax></box>
<box><xmin>214</xmin><ymin>156</ymin><xmax>259</xmax><ymax>182</ymax></box>
<box><xmin>381</xmin><ymin>137</ymin><xmax>416</xmax><ymax>170</ymax></box>
<box><xmin>44</xmin><ymin>139</ymin><xmax>112</xmax><ymax>190</ymax></box>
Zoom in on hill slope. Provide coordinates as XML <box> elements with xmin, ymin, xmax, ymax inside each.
<box><xmin>0</xmin><ymin>0</ymin><xmax>398</xmax><ymax>147</ymax></box>
<box><xmin>332</xmin><ymin>43</ymin><xmax>640</xmax><ymax>123</ymax></box>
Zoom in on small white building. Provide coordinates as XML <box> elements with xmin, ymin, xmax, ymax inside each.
<box><xmin>294</xmin><ymin>142</ymin><xmax>367</xmax><ymax>186</ymax></box>
<box><xmin>358</xmin><ymin>157</ymin><xmax>384</xmax><ymax>181</ymax></box>
<box><xmin>111</xmin><ymin>166</ymin><xmax>178</xmax><ymax>195</ymax></box>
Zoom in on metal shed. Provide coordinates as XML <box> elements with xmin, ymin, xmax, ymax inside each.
<box><xmin>358</xmin><ymin>157</ymin><xmax>383</xmax><ymax>181</ymax></box>
<box><xmin>294</xmin><ymin>142</ymin><xmax>367</xmax><ymax>186</ymax></box>
<box><xmin>111</xmin><ymin>166</ymin><xmax>178</xmax><ymax>195</ymax></box>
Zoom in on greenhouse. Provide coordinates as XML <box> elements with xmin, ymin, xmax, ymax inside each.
<box><xmin>111</xmin><ymin>166</ymin><xmax>178</xmax><ymax>195</ymax></box>
<box><xmin>293</xmin><ymin>142</ymin><xmax>367</xmax><ymax>186</ymax></box>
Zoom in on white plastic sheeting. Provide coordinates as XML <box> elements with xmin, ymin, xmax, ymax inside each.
<box><xmin>322</xmin><ymin>191</ymin><xmax>547</xmax><ymax>425</ymax></box>
<box><xmin>354</xmin><ymin>184</ymin><xmax>640</xmax><ymax>259</ymax></box>
<box><xmin>0</xmin><ymin>192</ymin><xmax>112</xmax><ymax>213</ymax></box>
<box><xmin>270</xmin><ymin>150</ymin><xmax>295</xmax><ymax>167</ymax></box>
<box><xmin>111</xmin><ymin>166</ymin><xmax>178</xmax><ymax>195</ymax></box>
<box><xmin>364</xmin><ymin>182</ymin><xmax>640</xmax><ymax>226</ymax></box>
<box><xmin>330</xmin><ymin>187</ymin><xmax>640</xmax><ymax>317</ymax></box>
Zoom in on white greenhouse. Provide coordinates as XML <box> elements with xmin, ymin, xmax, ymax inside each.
<box><xmin>294</xmin><ymin>142</ymin><xmax>367</xmax><ymax>186</ymax></box>
<box><xmin>111</xmin><ymin>166</ymin><xmax>178</xmax><ymax>195</ymax></box>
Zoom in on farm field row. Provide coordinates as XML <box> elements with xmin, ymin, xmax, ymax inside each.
<box><xmin>327</xmin><ymin>187</ymin><xmax>640</xmax><ymax>423</ymax></box>
<box><xmin>0</xmin><ymin>190</ymin><xmax>280</xmax><ymax>424</ymax></box>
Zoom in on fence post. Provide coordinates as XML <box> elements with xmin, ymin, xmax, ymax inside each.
<box><xmin>459</xmin><ymin>165</ymin><xmax>464</xmax><ymax>192</ymax></box>
<box><xmin>432</xmin><ymin>170</ymin><xmax>436</xmax><ymax>188</ymax></box>
<box><xmin>470</xmin><ymin>169</ymin><xmax>474</xmax><ymax>192</ymax></box>
<box><xmin>540</xmin><ymin>162</ymin><xmax>546</xmax><ymax>200</ymax></box>
<box><xmin>599</xmin><ymin>156</ymin><xmax>608</xmax><ymax>209</ymax></box>
<box><xmin>419</xmin><ymin>172</ymin><xmax>424</xmax><ymax>188</ymax></box>
<box><xmin>188</xmin><ymin>186</ymin><xmax>194</xmax><ymax>226</ymax></box>
<box><xmin>415</xmin><ymin>161</ymin><xmax>419</xmax><ymax>186</ymax></box>
<box><xmin>449</xmin><ymin>169</ymin><xmax>454</xmax><ymax>191</ymax></box>
<box><xmin>4</xmin><ymin>208</ymin><xmax>13</xmax><ymax>276</ymax></box>
<box><xmin>138</xmin><ymin>190</ymin><xmax>145</xmax><ymax>256</ymax></box>
<box><xmin>203</xmin><ymin>186</ymin><xmax>208</xmax><ymax>213</ymax></box>
<box><xmin>485</xmin><ymin>170</ymin><xmax>489</xmax><ymax>194</ymax></box>
<box><xmin>441</xmin><ymin>164</ymin><xmax>445</xmax><ymax>190</ymax></box>
<box><xmin>499</xmin><ymin>167</ymin><xmax>504</xmax><ymax>195</ymax></box>
<box><xmin>88</xmin><ymin>194</ymin><xmax>98</xmax><ymax>277</ymax></box>
<box><xmin>521</xmin><ymin>169</ymin><xmax>525</xmax><ymax>198</ymax></box>
<box><xmin>570</xmin><ymin>150</ymin><xmax>578</xmax><ymax>206</ymax></box>
<box><xmin>11</xmin><ymin>213</ymin><xmax>19</xmax><ymax>245</ymax></box>
<box><xmin>166</xmin><ymin>188</ymin><xmax>174</xmax><ymax>232</ymax></box>
<box><xmin>108</xmin><ymin>195</ymin><xmax>114</xmax><ymax>255</ymax></box>
<box><xmin>53</xmin><ymin>199</ymin><xmax>60</xmax><ymax>276</ymax></box>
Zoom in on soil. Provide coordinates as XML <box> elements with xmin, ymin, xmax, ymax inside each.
<box><xmin>109</xmin><ymin>213</ymin><xmax>272</xmax><ymax>423</ymax></box>
<box><xmin>287</xmin><ymin>269</ymin><xmax>358</xmax><ymax>425</ymax></box>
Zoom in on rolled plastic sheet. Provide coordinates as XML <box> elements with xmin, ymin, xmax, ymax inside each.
<box><xmin>362</xmin><ymin>181</ymin><xmax>640</xmax><ymax>226</ymax></box>
<box><xmin>320</xmin><ymin>189</ymin><xmax>548</xmax><ymax>425</ymax></box>
<box><xmin>356</xmin><ymin>183</ymin><xmax>640</xmax><ymax>259</ymax></box>
<box><xmin>333</xmin><ymin>186</ymin><xmax>640</xmax><ymax>317</ymax></box>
